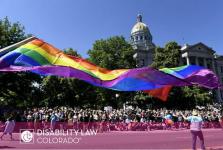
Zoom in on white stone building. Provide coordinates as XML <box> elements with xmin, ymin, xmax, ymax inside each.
<box><xmin>130</xmin><ymin>14</ymin><xmax>155</xmax><ymax>67</ymax></box>
<box><xmin>130</xmin><ymin>15</ymin><xmax>223</xmax><ymax>102</ymax></box>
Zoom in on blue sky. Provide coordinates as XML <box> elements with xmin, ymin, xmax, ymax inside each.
<box><xmin>0</xmin><ymin>0</ymin><xmax>223</xmax><ymax>58</ymax></box>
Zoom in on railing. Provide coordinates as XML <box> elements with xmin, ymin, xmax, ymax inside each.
<box><xmin>3</xmin><ymin>120</ymin><xmax>222</xmax><ymax>133</ymax></box>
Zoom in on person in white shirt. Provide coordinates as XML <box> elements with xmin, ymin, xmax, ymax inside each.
<box><xmin>0</xmin><ymin>116</ymin><xmax>15</xmax><ymax>140</ymax></box>
<box><xmin>182</xmin><ymin>110</ymin><xmax>205</xmax><ymax>150</ymax></box>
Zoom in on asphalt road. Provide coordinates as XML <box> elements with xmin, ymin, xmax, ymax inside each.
<box><xmin>0</xmin><ymin>129</ymin><xmax>223</xmax><ymax>149</ymax></box>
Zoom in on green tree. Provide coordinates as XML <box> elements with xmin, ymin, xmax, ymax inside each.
<box><xmin>88</xmin><ymin>36</ymin><xmax>136</xmax><ymax>108</ymax></box>
<box><xmin>182</xmin><ymin>86</ymin><xmax>212</xmax><ymax>106</ymax></box>
<box><xmin>64</xmin><ymin>48</ymin><xmax>81</xmax><ymax>57</ymax></box>
<box><xmin>0</xmin><ymin>17</ymin><xmax>29</xmax><ymax>48</ymax></box>
<box><xmin>0</xmin><ymin>17</ymin><xmax>41</xmax><ymax>108</ymax></box>
<box><xmin>151</xmin><ymin>41</ymin><xmax>211</xmax><ymax>109</ymax></box>
<box><xmin>41</xmin><ymin>48</ymin><xmax>98</xmax><ymax>108</ymax></box>
<box><xmin>88</xmin><ymin>36</ymin><xmax>136</xmax><ymax>69</ymax></box>
<box><xmin>152</xmin><ymin>41</ymin><xmax>181</xmax><ymax>68</ymax></box>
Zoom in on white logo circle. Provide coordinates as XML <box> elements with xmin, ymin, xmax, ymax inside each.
<box><xmin>21</xmin><ymin>130</ymin><xmax>33</xmax><ymax>143</ymax></box>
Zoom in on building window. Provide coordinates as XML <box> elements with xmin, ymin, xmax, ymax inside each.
<box><xmin>207</xmin><ymin>63</ymin><xmax>211</xmax><ymax>69</ymax></box>
<box><xmin>206</xmin><ymin>59</ymin><xmax>212</xmax><ymax>70</ymax></box>
<box><xmin>221</xmin><ymin>66</ymin><xmax>223</xmax><ymax>73</ymax></box>
<box><xmin>138</xmin><ymin>59</ymin><xmax>145</xmax><ymax>67</ymax></box>
<box><xmin>149</xmin><ymin>37</ymin><xmax>151</xmax><ymax>41</ymax></box>
<box><xmin>182</xmin><ymin>58</ymin><xmax>187</xmax><ymax>65</ymax></box>
<box><xmin>145</xmin><ymin>36</ymin><xmax>147</xmax><ymax>40</ymax></box>
<box><xmin>136</xmin><ymin>36</ymin><xmax>138</xmax><ymax>41</ymax></box>
<box><xmin>140</xmin><ymin>36</ymin><xmax>143</xmax><ymax>40</ymax></box>
<box><xmin>189</xmin><ymin>57</ymin><xmax>196</xmax><ymax>65</ymax></box>
<box><xmin>198</xmin><ymin>57</ymin><xmax>204</xmax><ymax>66</ymax></box>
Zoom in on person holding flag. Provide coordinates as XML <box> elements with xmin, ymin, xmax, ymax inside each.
<box><xmin>182</xmin><ymin>110</ymin><xmax>205</xmax><ymax>150</ymax></box>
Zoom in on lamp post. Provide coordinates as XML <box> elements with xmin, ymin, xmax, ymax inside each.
<box><xmin>208</xmin><ymin>91</ymin><xmax>214</xmax><ymax>104</ymax></box>
<box><xmin>75</xmin><ymin>95</ymin><xmax>79</xmax><ymax>106</ymax></box>
<box><xmin>0</xmin><ymin>97</ymin><xmax>4</xmax><ymax>102</ymax></box>
<box><xmin>133</xmin><ymin>53</ymin><xmax>138</xmax><ymax>67</ymax></box>
<box><xmin>115</xmin><ymin>94</ymin><xmax>119</xmax><ymax>99</ymax></box>
<box><xmin>115</xmin><ymin>94</ymin><xmax>119</xmax><ymax>108</ymax></box>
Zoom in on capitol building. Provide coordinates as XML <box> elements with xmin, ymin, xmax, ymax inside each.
<box><xmin>130</xmin><ymin>14</ymin><xmax>223</xmax><ymax>103</ymax></box>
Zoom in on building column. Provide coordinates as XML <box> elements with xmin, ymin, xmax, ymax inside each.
<box><xmin>204</xmin><ymin>58</ymin><xmax>207</xmax><ymax>68</ymax></box>
<box><xmin>216</xmin><ymin>89</ymin><xmax>222</xmax><ymax>103</ymax></box>
<box><xmin>186</xmin><ymin>57</ymin><xmax>190</xmax><ymax>65</ymax></box>
<box><xmin>195</xmin><ymin>57</ymin><xmax>199</xmax><ymax>66</ymax></box>
<box><xmin>211</xmin><ymin>58</ymin><xmax>216</xmax><ymax>73</ymax></box>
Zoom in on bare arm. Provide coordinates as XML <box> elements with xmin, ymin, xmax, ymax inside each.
<box><xmin>180</xmin><ymin>113</ymin><xmax>188</xmax><ymax>121</ymax></box>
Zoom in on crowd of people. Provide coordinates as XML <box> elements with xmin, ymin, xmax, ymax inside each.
<box><xmin>0</xmin><ymin>104</ymin><xmax>223</xmax><ymax>133</ymax></box>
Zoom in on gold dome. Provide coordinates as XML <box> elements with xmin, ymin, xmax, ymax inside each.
<box><xmin>131</xmin><ymin>22</ymin><xmax>149</xmax><ymax>34</ymax></box>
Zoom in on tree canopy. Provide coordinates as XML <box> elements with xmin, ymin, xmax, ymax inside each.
<box><xmin>88</xmin><ymin>36</ymin><xmax>136</xmax><ymax>69</ymax></box>
<box><xmin>0</xmin><ymin>17</ymin><xmax>40</xmax><ymax>108</ymax></box>
<box><xmin>41</xmin><ymin>48</ymin><xmax>98</xmax><ymax>108</ymax></box>
<box><xmin>151</xmin><ymin>41</ymin><xmax>212</xmax><ymax>109</ymax></box>
<box><xmin>88</xmin><ymin>36</ymin><xmax>137</xmax><ymax>108</ymax></box>
<box><xmin>0</xmin><ymin>17</ymin><xmax>29</xmax><ymax>49</ymax></box>
<box><xmin>152</xmin><ymin>41</ymin><xmax>181</xmax><ymax>68</ymax></box>
<box><xmin>0</xmin><ymin>17</ymin><xmax>213</xmax><ymax>109</ymax></box>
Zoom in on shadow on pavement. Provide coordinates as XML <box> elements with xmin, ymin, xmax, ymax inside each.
<box><xmin>0</xmin><ymin>146</ymin><xmax>15</xmax><ymax>149</ymax></box>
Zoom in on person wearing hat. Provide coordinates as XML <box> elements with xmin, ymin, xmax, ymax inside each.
<box><xmin>182</xmin><ymin>110</ymin><xmax>205</xmax><ymax>150</ymax></box>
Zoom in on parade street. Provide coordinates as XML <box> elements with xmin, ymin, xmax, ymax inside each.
<box><xmin>0</xmin><ymin>129</ymin><xmax>223</xmax><ymax>149</ymax></box>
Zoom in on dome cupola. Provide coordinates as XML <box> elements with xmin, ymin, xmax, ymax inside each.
<box><xmin>130</xmin><ymin>14</ymin><xmax>155</xmax><ymax>67</ymax></box>
<box><xmin>130</xmin><ymin>14</ymin><xmax>154</xmax><ymax>50</ymax></box>
<box><xmin>131</xmin><ymin>14</ymin><xmax>149</xmax><ymax>34</ymax></box>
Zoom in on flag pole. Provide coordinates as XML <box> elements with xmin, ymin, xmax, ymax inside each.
<box><xmin>0</xmin><ymin>36</ymin><xmax>36</xmax><ymax>55</ymax></box>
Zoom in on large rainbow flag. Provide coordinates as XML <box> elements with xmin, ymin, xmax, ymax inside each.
<box><xmin>0</xmin><ymin>37</ymin><xmax>220</xmax><ymax>100</ymax></box>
